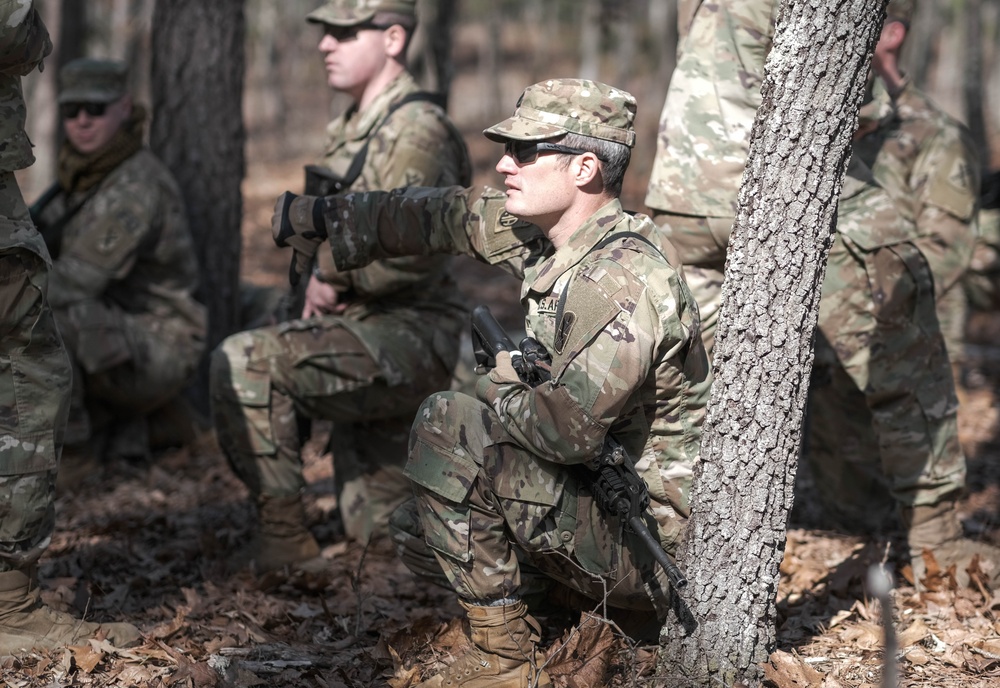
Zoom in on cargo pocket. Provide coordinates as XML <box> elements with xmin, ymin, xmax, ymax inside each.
<box><xmin>406</xmin><ymin>429</ymin><xmax>479</xmax><ymax>563</ymax></box>
<box><xmin>236</xmin><ymin>366</ymin><xmax>277</xmax><ymax>456</ymax></box>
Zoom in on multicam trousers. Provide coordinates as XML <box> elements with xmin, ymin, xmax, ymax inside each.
<box><xmin>1</xmin><ymin>175</ymin><xmax>71</xmax><ymax>573</ymax></box>
<box><xmin>210</xmin><ymin>313</ymin><xmax>457</xmax><ymax>542</ymax></box>
<box><xmin>805</xmin><ymin>237</ymin><xmax>966</xmax><ymax>527</ymax></box>
<box><xmin>389</xmin><ymin>391</ymin><xmax>675</xmax><ymax>615</ymax></box>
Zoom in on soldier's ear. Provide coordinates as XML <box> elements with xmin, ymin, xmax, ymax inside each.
<box><xmin>383</xmin><ymin>24</ymin><xmax>407</xmax><ymax>59</ymax></box>
<box><xmin>573</xmin><ymin>152</ymin><xmax>602</xmax><ymax>189</ymax></box>
<box><xmin>881</xmin><ymin>20</ymin><xmax>907</xmax><ymax>53</ymax></box>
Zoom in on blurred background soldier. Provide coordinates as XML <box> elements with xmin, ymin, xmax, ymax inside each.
<box><xmin>649</xmin><ymin>0</ymin><xmax>1000</xmax><ymax>587</ymax></box>
<box><xmin>643</xmin><ymin>0</ymin><xmax>778</xmax><ymax>356</ymax></box>
<box><xmin>210</xmin><ymin>0</ymin><xmax>471</xmax><ymax>572</ymax></box>
<box><xmin>0</xmin><ymin>2</ymin><xmax>139</xmax><ymax>655</ymax></box>
<box><xmin>31</xmin><ymin>58</ymin><xmax>206</xmax><ymax>483</ymax></box>
<box><xmin>806</xmin><ymin>0</ymin><xmax>1000</xmax><ymax>586</ymax></box>
<box><xmin>859</xmin><ymin>0</ymin><xmax>980</xmax><ymax>384</ymax></box>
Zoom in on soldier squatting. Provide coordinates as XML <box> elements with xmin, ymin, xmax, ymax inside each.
<box><xmin>2</xmin><ymin>0</ymin><xmax>1000</xmax><ymax>685</ymax></box>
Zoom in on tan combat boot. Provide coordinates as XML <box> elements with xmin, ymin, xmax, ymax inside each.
<box><xmin>0</xmin><ymin>567</ymin><xmax>141</xmax><ymax>657</ymax></box>
<box><xmin>244</xmin><ymin>494</ymin><xmax>322</xmax><ymax>573</ymax></box>
<box><xmin>902</xmin><ymin>499</ymin><xmax>1000</xmax><ymax>589</ymax></box>
<box><xmin>417</xmin><ymin>599</ymin><xmax>552</xmax><ymax>688</ymax></box>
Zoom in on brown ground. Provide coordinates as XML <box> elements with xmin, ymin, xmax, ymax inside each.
<box><xmin>5</xmin><ymin>99</ymin><xmax>1000</xmax><ymax>688</ymax></box>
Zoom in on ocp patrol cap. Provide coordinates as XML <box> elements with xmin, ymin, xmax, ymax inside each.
<box><xmin>483</xmin><ymin>78</ymin><xmax>637</xmax><ymax>148</ymax></box>
<box><xmin>306</xmin><ymin>0</ymin><xmax>416</xmax><ymax>26</ymax></box>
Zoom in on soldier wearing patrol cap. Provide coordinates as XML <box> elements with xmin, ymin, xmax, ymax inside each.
<box><xmin>269</xmin><ymin>77</ymin><xmax>711</xmax><ymax>688</ymax></box>
<box><xmin>805</xmin><ymin>0</ymin><xmax>1000</xmax><ymax>590</ymax></box>
<box><xmin>210</xmin><ymin>0</ymin><xmax>471</xmax><ymax>572</ymax></box>
<box><xmin>32</xmin><ymin>57</ymin><xmax>207</xmax><ymax>478</ymax></box>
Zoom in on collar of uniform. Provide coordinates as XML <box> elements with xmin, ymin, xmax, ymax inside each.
<box><xmin>526</xmin><ymin>197</ymin><xmax>628</xmax><ymax>295</ymax></box>
<box><xmin>339</xmin><ymin>70</ymin><xmax>420</xmax><ymax>143</ymax></box>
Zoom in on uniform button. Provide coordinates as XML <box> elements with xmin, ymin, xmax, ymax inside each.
<box><xmin>561</xmin><ymin>531</ymin><xmax>573</xmax><ymax>542</ymax></box>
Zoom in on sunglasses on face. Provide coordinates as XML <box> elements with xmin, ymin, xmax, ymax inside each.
<box><xmin>323</xmin><ymin>22</ymin><xmax>394</xmax><ymax>42</ymax></box>
<box><xmin>61</xmin><ymin>102</ymin><xmax>108</xmax><ymax>119</ymax></box>
<box><xmin>503</xmin><ymin>140</ymin><xmax>592</xmax><ymax>165</ymax></box>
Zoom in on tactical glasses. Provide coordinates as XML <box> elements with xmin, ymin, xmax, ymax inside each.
<box><xmin>503</xmin><ymin>140</ymin><xmax>593</xmax><ymax>165</ymax></box>
<box><xmin>323</xmin><ymin>22</ymin><xmax>395</xmax><ymax>42</ymax></box>
<box><xmin>61</xmin><ymin>102</ymin><xmax>108</xmax><ymax>119</ymax></box>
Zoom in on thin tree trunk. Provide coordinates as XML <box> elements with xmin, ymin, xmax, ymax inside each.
<box><xmin>578</xmin><ymin>0</ymin><xmax>601</xmax><ymax>81</ymax></box>
<box><xmin>410</xmin><ymin>0</ymin><xmax>458</xmax><ymax>102</ymax></box>
<box><xmin>150</xmin><ymin>0</ymin><xmax>246</xmax><ymax>409</ymax></box>
<box><xmin>963</xmin><ymin>0</ymin><xmax>988</xmax><ymax>164</ymax></box>
<box><xmin>656</xmin><ymin>0</ymin><xmax>888</xmax><ymax>685</ymax></box>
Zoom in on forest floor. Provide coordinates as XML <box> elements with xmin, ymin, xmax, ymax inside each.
<box><xmin>4</xmin><ymin>126</ymin><xmax>1000</xmax><ymax>688</ymax></box>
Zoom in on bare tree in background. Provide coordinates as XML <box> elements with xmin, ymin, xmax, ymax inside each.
<box><xmin>150</xmin><ymin>0</ymin><xmax>246</xmax><ymax>406</ymax></box>
<box><xmin>963</xmin><ymin>0</ymin><xmax>988</xmax><ymax>164</ymax></box>
<box><xmin>656</xmin><ymin>0</ymin><xmax>887</xmax><ymax>684</ymax></box>
<box><xmin>410</xmin><ymin>0</ymin><xmax>459</xmax><ymax>101</ymax></box>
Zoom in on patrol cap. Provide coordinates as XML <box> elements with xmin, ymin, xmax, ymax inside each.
<box><xmin>58</xmin><ymin>58</ymin><xmax>128</xmax><ymax>104</ymax></box>
<box><xmin>483</xmin><ymin>78</ymin><xmax>637</xmax><ymax>148</ymax></box>
<box><xmin>886</xmin><ymin>0</ymin><xmax>915</xmax><ymax>24</ymax></box>
<box><xmin>306</xmin><ymin>0</ymin><xmax>416</xmax><ymax>26</ymax></box>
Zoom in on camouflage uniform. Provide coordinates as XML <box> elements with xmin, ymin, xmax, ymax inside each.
<box><xmin>0</xmin><ymin>0</ymin><xmax>69</xmax><ymax>574</ymax></box>
<box><xmin>37</xmin><ymin>60</ymin><xmax>206</xmax><ymax>459</ymax></box>
<box><xmin>211</xmin><ymin>70</ymin><xmax>471</xmax><ymax>542</ymax></box>
<box><xmin>299</xmin><ymin>79</ymin><xmax>711</xmax><ymax>612</ymax></box>
<box><xmin>853</xmin><ymin>78</ymin><xmax>981</xmax><ymax>369</ymax></box>
<box><xmin>806</xmin><ymin>161</ymin><xmax>966</xmax><ymax>525</ymax></box>
<box><xmin>318</xmin><ymin>184</ymin><xmax>710</xmax><ymax>610</ymax></box>
<box><xmin>644</xmin><ymin>0</ymin><xmax>778</xmax><ymax>355</ymax></box>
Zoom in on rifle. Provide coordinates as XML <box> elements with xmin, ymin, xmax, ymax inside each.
<box><xmin>470</xmin><ymin>305</ymin><xmax>688</xmax><ymax>591</ymax></box>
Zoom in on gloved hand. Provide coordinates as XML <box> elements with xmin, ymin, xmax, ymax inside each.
<box><xmin>475</xmin><ymin>350</ymin><xmax>523</xmax><ymax>407</ymax></box>
<box><xmin>272</xmin><ymin>191</ymin><xmax>329</xmax><ymax>285</ymax></box>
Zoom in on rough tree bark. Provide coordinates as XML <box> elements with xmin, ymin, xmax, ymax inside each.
<box><xmin>150</xmin><ymin>0</ymin><xmax>246</xmax><ymax>407</ymax></box>
<box><xmin>656</xmin><ymin>0</ymin><xmax>888</xmax><ymax>685</ymax></box>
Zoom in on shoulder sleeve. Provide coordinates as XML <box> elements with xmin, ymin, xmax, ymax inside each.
<box><xmin>915</xmin><ymin>125</ymin><xmax>981</xmax><ymax>222</ymax></box>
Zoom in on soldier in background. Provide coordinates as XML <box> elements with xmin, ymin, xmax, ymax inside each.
<box><xmin>649</xmin><ymin>0</ymin><xmax>1000</xmax><ymax>586</ymax></box>
<box><xmin>270</xmin><ymin>77</ymin><xmax>711</xmax><ymax>688</ymax></box>
<box><xmin>210</xmin><ymin>0</ymin><xmax>471</xmax><ymax>572</ymax></box>
<box><xmin>643</xmin><ymin>0</ymin><xmax>778</xmax><ymax>356</ymax></box>
<box><xmin>31</xmin><ymin>58</ymin><xmax>206</xmax><ymax>482</ymax></box>
<box><xmin>0</xmin><ymin>2</ymin><xmax>139</xmax><ymax>655</ymax></box>
<box><xmin>858</xmin><ymin>0</ymin><xmax>980</xmax><ymax>380</ymax></box>
<box><xmin>805</xmin><ymin>0</ymin><xmax>1000</xmax><ymax>587</ymax></box>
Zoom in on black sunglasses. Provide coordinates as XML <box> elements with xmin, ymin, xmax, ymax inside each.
<box><xmin>323</xmin><ymin>22</ymin><xmax>395</xmax><ymax>42</ymax></box>
<box><xmin>61</xmin><ymin>102</ymin><xmax>108</xmax><ymax>119</ymax></box>
<box><xmin>503</xmin><ymin>140</ymin><xmax>592</xmax><ymax>165</ymax></box>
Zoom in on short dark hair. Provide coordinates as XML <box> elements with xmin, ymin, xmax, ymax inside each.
<box><xmin>555</xmin><ymin>132</ymin><xmax>631</xmax><ymax>197</ymax></box>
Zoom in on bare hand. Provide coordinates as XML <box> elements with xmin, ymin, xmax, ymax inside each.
<box><xmin>301</xmin><ymin>274</ymin><xmax>347</xmax><ymax>319</ymax></box>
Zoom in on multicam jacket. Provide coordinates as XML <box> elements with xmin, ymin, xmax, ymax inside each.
<box><xmin>644</xmin><ymin>0</ymin><xmax>778</xmax><ymax>220</ymax></box>
<box><xmin>38</xmin><ymin>149</ymin><xmax>206</xmax><ymax>373</ymax></box>
<box><xmin>0</xmin><ymin>0</ymin><xmax>51</xmax><ymax>259</ymax></box>
<box><xmin>311</xmin><ymin>71</ymin><xmax>472</xmax><ymax>371</ymax></box>
<box><xmin>853</xmin><ymin>79</ymin><xmax>981</xmax><ymax>295</ymax></box>
<box><xmin>323</xmin><ymin>186</ymin><xmax>712</xmax><ymax>527</ymax></box>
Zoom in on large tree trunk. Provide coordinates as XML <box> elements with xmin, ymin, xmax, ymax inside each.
<box><xmin>656</xmin><ymin>0</ymin><xmax>888</xmax><ymax>685</ymax></box>
<box><xmin>150</xmin><ymin>0</ymin><xmax>246</xmax><ymax>408</ymax></box>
